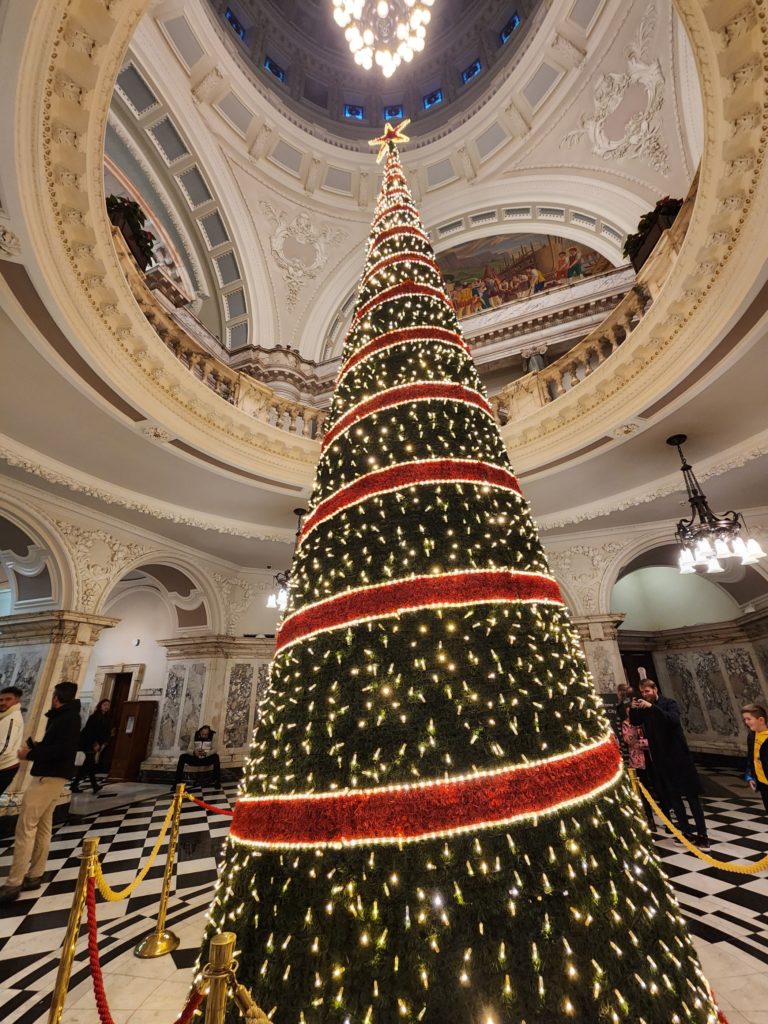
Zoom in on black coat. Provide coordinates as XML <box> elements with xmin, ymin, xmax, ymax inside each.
<box><xmin>79</xmin><ymin>710</ymin><xmax>112</xmax><ymax>752</ymax></box>
<box><xmin>28</xmin><ymin>699</ymin><xmax>82</xmax><ymax>779</ymax></box>
<box><xmin>629</xmin><ymin>696</ymin><xmax>701</xmax><ymax>798</ymax></box>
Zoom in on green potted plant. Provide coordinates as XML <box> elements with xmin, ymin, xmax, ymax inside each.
<box><xmin>623</xmin><ymin>196</ymin><xmax>683</xmax><ymax>272</ymax></box>
<box><xmin>106</xmin><ymin>194</ymin><xmax>155</xmax><ymax>271</ymax></box>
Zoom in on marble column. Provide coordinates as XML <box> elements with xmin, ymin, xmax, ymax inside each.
<box><xmin>572</xmin><ymin>613</ymin><xmax>626</xmax><ymax>695</ymax></box>
<box><xmin>0</xmin><ymin>610</ymin><xmax>118</xmax><ymax>793</ymax></box>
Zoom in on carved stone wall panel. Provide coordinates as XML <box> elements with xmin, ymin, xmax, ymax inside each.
<box><xmin>0</xmin><ymin>644</ymin><xmax>48</xmax><ymax>711</ymax></box>
<box><xmin>661</xmin><ymin>653</ymin><xmax>709</xmax><ymax>734</ymax></box>
<box><xmin>223</xmin><ymin>662</ymin><xmax>254</xmax><ymax>749</ymax></box>
<box><xmin>722</xmin><ymin>645</ymin><xmax>767</xmax><ymax>707</ymax></box>
<box><xmin>179</xmin><ymin>661</ymin><xmax>207</xmax><ymax>749</ymax></box>
<box><xmin>694</xmin><ymin>651</ymin><xmax>738</xmax><ymax>736</ymax></box>
<box><xmin>156</xmin><ymin>662</ymin><xmax>185</xmax><ymax>751</ymax></box>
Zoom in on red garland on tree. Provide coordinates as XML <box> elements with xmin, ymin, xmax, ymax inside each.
<box><xmin>201</xmin><ymin>119</ymin><xmax>727</xmax><ymax>1024</ymax></box>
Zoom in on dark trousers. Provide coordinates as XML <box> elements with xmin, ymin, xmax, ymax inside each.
<box><xmin>757</xmin><ymin>783</ymin><xmax>768</xmax><ymax>813</ymax></box>
<box><xmin>174</xmin><ymin>753</ymin><xmax>220</xmax><ymax>785</ymax></box>
<box><xmin>72</xmin><ymin>749</ymin><xmax>100</xmax><ymax>793</ymax></box>
<box><xmin>0</xmin><ymin>765</ymin><xmax>19</xmax><ymax>795</ymax></box>
<box><xmin>668</xmin><ymin>793</ymin><xmax>708</xmax><ymax>837</ymax></box>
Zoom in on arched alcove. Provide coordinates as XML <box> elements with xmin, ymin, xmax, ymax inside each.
<box><xmin>0</xmin><ymin>512</ymin><xmax>56</xmax><ymax>614</ymax></box>
<box><xmin>610</xmin><ymin>542</ymin><xmax>768</xmax><ymax>756</ymax></box>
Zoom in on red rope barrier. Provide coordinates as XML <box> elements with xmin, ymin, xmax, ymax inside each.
<box><xmin>86</xmin><ymin>876</ymin><xmax>116</xmax><ymax>1024</ymax></box>
<box><xmin>186</xmin><ymin>793</ymin><xmax>234</xmax><ymax>816</ymax></box>
<box><xmin>85</xmin><ymin>875</ymin><xmax>205</xmax><ymax>1024</ymax></box>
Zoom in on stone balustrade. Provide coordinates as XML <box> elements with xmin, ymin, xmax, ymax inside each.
<box><xmin>490</xmin><ymin>182</ymin><xmax>696</xmax><ymax>426</ymax></box>
<box><xmin>113</xmin><ymin>175</ymin><xmax>695</xmax><ymax>440</ymax></box>
<box><xmin>113</xmin><ymin>227</ymin><xmax>325</xmax><ymax>439</ymax></box>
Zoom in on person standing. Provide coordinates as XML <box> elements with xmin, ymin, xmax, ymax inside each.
<box><xmin>630</xmin><ymin>679</ymin><xmax>710</xmax><ymax>848</ymax></box>
<box><xmin>741</xmin><ymin>703</ymin><xmax>768</xmax><ymax>812</ymax></box>
<box><xmin>71</xmin><ymin>698</ymin><xmax>112</xmax><ymax>794</ymax></box>
<box><xmin>0</xmin><ymin>681</ymin><xmax>82</xmax><ymax>902</ymax></box>
<box><xmin>0</xmin><ymin>686</ymin><xmax>24</xmax><ymax>795</ymax></box>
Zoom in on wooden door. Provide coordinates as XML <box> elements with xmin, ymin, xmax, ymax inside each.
<box><xmin>109</xmin><ymin>701</ymin><xmax>158</xmax><ymax>782</ymax></box>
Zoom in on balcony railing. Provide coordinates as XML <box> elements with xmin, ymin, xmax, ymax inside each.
<box><xmin>112</xmin><ymin>173</ymin><xmax>695</xmax><ymax>443</ymax></box>
<box><xmin>114</xmin><ymin>227</ymin><xmax>325</xmax><ymax>440</ymax></box>
<box><xmin>490</xmin><ymin>180</ymin><xmax>696</xmax><ymax>426</ymax></box>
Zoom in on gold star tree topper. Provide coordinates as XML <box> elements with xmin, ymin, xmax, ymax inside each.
<box><xmin>368</xmin><ymin>118</ymin><xmax>411</xmax><ymax>162</ymax></box>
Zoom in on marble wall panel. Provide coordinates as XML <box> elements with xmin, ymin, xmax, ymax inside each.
<box><xmin>11</xmin><ymin>645</ymin><xmax>47</xmax><ymax>711</ymax></box>
<box><xmin>755</xmin><ymin>638</ymin><xmax>768</xmax><ymax>685</ymax></box>
<box><xmin>179</xmin><ymin>662</ymin><xmax>206</xmax><ymax>749</ymax></box>
<box><xmin>223</xmin><ymin>662</ymin><xmax>253</xmax><ymax>749</ymax></box>
<box><xmin>694</xmin><ymin>652</ymin><xmax>738</xmax><ymax>735</ymax></box>
<box><xmin>157</xmin><ymin>663</ymin><xmax>185</xmax><ymax>751</ymax></box>
<box><xmin>0</xmin><ymin>651</ymin><xmax>18</xmax><ymax>689</ymax></box>
<box><xmin>255</xmin><ymin>663</ymin><xmax>270</xmax><ymax>707</ymax></box>
<box><xmin>723</xmin><ymin>646</ymin><xmax>767</xmax><ymax>707</ymax></box>
<box><xmin>663</xmin><ymin>653</ymin><xmax>708</xmax><ymax>733</ymax></box>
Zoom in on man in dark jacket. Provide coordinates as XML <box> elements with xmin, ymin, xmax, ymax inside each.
<box><xmin>630</xmin><ymin>680</ymin><xmax>710</xmax><ymax>848</ymax></box>
<box><xmin>0</xmin><ymin>681</ymin><xmax>82</xmax><ymax>903</ymax></box>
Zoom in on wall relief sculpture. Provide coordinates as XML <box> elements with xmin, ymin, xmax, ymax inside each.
<box><xmin>561</xmin><ymin>6</ymin><xmax>669</xmax><ymax>174</ymax></box>
<box><xmin>260</xmin><ymin>203</ymin><xmax>346</xmax><ymax>308</ymax></box>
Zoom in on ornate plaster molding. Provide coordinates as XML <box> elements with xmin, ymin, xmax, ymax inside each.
<box><xmin>0</xmin><ymin>434</ymin><xmax>295</xmax><ymax>543</ymax></box>
<box><xmin>260</xmin><ymin>202</ymin><xmax>347</xmax><ymax>308</ymax></box>
<box><xmin>212</xmin><ymin>572</ymin><xmax>256</xmax><ymax>635</ymax></box>
<box><xmin>537</xmin><ymin>430</ymin><xmax>768</xmax><ymax>532</ymax></box>
<box><xmin>561</xmin><ymin>6</ymin><xmax>669</xmax><ymax>174</ymax></box>
<box><xmin>53</xmin><ymin>518</ymin><xmax>152</xmax><ymax>614</ymax></box>
<box><xmin>0</xmin><ymin>222</ymin><xmax>22</xmax><ymax>259</ymax></box>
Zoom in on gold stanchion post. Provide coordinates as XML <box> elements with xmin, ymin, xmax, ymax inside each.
<box><xmin>204</xmin><ymin>932</ymin><xmax>237</xmax><ymax>1024</ymax></box>
<box><xmin>134</xmin><ymin>783</ymin><xmax>185</xmax><ymax>958</ymax></box>
<box><xmin>48</xmin><ymin>836</ymin><xmax>99</xmax><ymax>1024</ymax></box>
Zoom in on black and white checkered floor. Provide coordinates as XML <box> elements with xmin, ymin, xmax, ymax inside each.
<box><xmin>1</xmin><ymin>773</ymin><xmax>767</xmax><ymax>1024</ymax></box>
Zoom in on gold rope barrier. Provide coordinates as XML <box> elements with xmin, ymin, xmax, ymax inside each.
<box><xmin>629</xmin><ymin>770</ymin><xmax>768</xmax><ymax>875</ymax></box>
<box><xmin>135</xmin><ymin>783</ymin><xmax>186</xmax><ymax>958</ymax></box>
<box><xmin>94</xmin><ymin>798</ymin><xmax>176</xmax><ymax>901</ymax></box>
<box><xmin>48</xmin><ymin>837</ymin><xmax>99</xmax><ymax>1024</ymax></box>
<box><xmin>201</xmin><ymin>933</ymin><xmax>272</xmax><ymax>1024</ymax></box>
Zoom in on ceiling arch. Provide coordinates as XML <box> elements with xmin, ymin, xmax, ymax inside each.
<box><xmin>0</xmin><ymin>503</ymin><xmax>72</xmax><ymax>613</ymax></box>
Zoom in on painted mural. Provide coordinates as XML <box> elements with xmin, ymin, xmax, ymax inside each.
<box><xmin>436</xmin><ymin>232</ymin><xmax>613</xmax><ymax>319</ymax></box>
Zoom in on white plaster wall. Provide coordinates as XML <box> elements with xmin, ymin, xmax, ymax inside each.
<box><xmin>0</xmin><ymin>587</ymin><xmax>11</xmax><ymax>616</ymax></box>
<box><xmin>82</xmin><ymin>588</ymin><xmax>174</xmax><ymax>699</ymax></box>
<box><xmin>611</xmin><ymin>567</ymin><xmax>743</xmax><ymax>631</ymax></box>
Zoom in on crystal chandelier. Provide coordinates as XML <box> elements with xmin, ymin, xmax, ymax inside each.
<box><xmin>266</xmin><ymin>508</ymin><xmax>307</xmax><ymax>610</ymax></box>
<box><xmin>331</xmin><ymin>0</ymin><xmax>436</xmax><ymax>77</ymax></box>
<box><xmin>667</xmin><ymin>434</ymin><xmax>766</xmax><ymax>574</ymax></box>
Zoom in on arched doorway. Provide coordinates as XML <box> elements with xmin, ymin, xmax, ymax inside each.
<box><xmin>611</xmin><ymin>543</ymin><xmax>768</xmax><ymax>758</ymax></box>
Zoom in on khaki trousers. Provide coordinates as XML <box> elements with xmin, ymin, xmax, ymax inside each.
<box><xmin>7</xmin><ymin>775</ymin><xmax>66</xmax><ymax>887</ymax></box>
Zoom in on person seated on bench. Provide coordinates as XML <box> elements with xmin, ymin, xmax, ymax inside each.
<box><xmin>172</xmin><ymin>725</ymin><xmax>221</xmax><ymax>790</ymax></box>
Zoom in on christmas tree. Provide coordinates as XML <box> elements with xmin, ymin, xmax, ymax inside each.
<box><xmin>203</xmin><ymin>122</ymin><xmax>725</xmax><ymax>1024</ymax></box>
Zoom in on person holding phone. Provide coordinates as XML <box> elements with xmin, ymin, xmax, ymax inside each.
<box><xmin>629</xmin><ymin>680</ymin><xmax>710</xmax><ymax>848</ymax></box>
<box><xmin>172</xmin><ymin>725</ymin><xmax>221</xmax><ymax>790</ymax></box>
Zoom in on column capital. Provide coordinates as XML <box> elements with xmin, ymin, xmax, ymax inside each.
<box><xmin>571</xmin><ymin>613</ymin><xmax>626</xmax><ymax>642</ymax></box>
<box><xmin>0</xmin><ymin>609</ymin><xmax>119</xmax><ymax>646</ymax></box>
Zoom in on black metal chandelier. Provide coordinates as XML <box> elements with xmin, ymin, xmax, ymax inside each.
<box><xmin>266</xmin><ymin>507</ymin><xmax>307</xmax><ymax>610</ymax></box>
<box><xmin>667</xmin><ymin>434</ymin><xmax>765</xmax><ymax>574</ymax></box>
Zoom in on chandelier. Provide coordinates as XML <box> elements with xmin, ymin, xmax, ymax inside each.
<box><xmin>331</xmin><ymin>0</ymin><xmax>436</xmax><ymax>77</ymax></box>
<box><xmin>667</xmin><ymin>434</ymin><xmax>766</xmax><ymax>574</ymax></box>
<box><xmin>266</xmin><ymin>508</ymin><xmax>307</xmax><ymax>610</ymax></box>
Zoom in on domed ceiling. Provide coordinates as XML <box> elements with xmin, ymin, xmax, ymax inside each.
<box><xmin>206</xmin><ymin>0</ymin><xmax>543</xmax><ymax>140</ymax></box>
